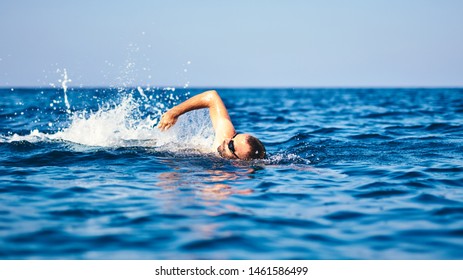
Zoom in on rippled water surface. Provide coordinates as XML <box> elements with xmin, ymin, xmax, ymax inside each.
<box><xmin>1</xmin><ymin>88</ymin><xmax>462</xmax><ymax>259</ymax></box>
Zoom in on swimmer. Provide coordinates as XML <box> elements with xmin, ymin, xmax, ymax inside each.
<box><xmin>158</xmin><ymin>90</ymin><xmax>266</xmax><ymax>160</ymax></box>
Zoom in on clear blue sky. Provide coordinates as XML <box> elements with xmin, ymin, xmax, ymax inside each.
<box><xmin>1</xmin><ymin>0</ymin><xmax>462</xmax><ymax>88</ymax></box>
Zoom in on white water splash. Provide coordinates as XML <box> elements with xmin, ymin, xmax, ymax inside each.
<box><xmin>2</xmin><ymin>93</ymin><xmax>215</xmax><ymax>153</ymax></box>
<box><xmin>137</xmin><ymin>86</ymin><xmax>148</xmax><ymax>101</ymax></box>
<box><xmin>58</xmin><ymin>69</ymin><xmax>72</xmax><ymax>113</ymax></box>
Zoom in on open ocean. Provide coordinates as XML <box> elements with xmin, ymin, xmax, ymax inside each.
<box><xmin>0</xmin><ymin>87</ymin><xmax>462</xmax><ymax>259</ymax></box>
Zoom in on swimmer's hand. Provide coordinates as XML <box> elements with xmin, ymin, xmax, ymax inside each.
<box><xmin>158</xmin><ymin>109</ymin><xmax>178</xmax><ymax>131</ymax></box>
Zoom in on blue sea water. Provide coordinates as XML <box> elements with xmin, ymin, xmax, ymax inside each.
<box><xmin>0</xmin><ymin>87</ymin><xmax>462</xmax><ymax>259</ymax></box>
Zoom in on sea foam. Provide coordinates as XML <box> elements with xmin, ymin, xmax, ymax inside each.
<box><xmin>3</xmin><ymin>89</ymin><xmax>215</xmax><ymax>153</ymax></box>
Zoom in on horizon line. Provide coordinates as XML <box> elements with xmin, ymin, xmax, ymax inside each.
<box><xmin>2</xmin><ymin>85</ymin><xmax>463</xmax><ymax>90</ymax></box>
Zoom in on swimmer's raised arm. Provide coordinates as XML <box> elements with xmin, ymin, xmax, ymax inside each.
<box><xmin>158</xmin><ymin>90</ymin><xmax>266</xmax><ymax>160</ymax></box>
<box><xmin>158</xmin><ymin>90</ymin><xmax>236</xmax><ymax>142</ymax></box>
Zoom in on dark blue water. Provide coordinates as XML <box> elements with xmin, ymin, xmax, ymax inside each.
<box><xmin>1</xmin><ymin>88</ymin><xmax>462</xmax><ymax>259</ymax></box>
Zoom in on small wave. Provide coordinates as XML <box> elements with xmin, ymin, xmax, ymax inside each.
<box><xmin>412</xmin><ymin>193</ymin><xmax>459</xmax><ymax>205</ymax></box>
<box><xmin>311</xmin><ymin>127</ymin><xmax>342</xmax><ymax>135</ymax></box>
<box><xmin>393</xmin><ymin>171</ymin><xmax>428</xmax><ymax>180</ymax></box>
<box><xmin>348</xmin><ymin>133</ymin><xmax>392</xmax><ymax>140</ymax></box>
<box><xmin>324</xmin><ymin>211</ymin><xmax>367</xmax><ymax>221</ymax></box>
<box><xmin>360</xmin><ymin>111</ymin><xmax>418</xmax><ymax>119</ymax></box>
<box><xmin>273</xmin><ymin>116</ymin><xmax>295</xmax><ymax>124</ymax></box>
<box><xmin>48</xmin><ymin>208</ymin><xmax>109</xmax><ymax>218</ymax></box>
<box><xmin>425</xmin><ymin>166</ymin><xmax>463</xmax><ymax>173</ymax></box>
<box><xmin>181</xmin><ymin>235</ymin><xmax>259</xmax><ymax>252</ymax></box>
<box><xmin>385</xmin><ymin>125</ymin><xmax>425</xmax><ymax>131</ymax></box>
<box><xmin>354</xmin><ymin>189</ymin><xmax>409</xmax><ymax>199</ymax></box>
<box><xmin>433</xmin><ymin>207</ymin><xmax>463</xmax><ymax>217</ymax></box>
<box><xmin>271</xmin><ymin>132</ymin><xmax>313</xmax><ymax>146</ymax></box>
<box><xmin>425</xmin><ymin>123</ymin><xmax>462</xmax><ymax>133</ymax></box>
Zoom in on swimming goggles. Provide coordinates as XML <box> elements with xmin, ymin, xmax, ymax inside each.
<box><xmin>228</xmin><ymin>132</ymin><xmax>240</xmax><ymax>159</ymax></box>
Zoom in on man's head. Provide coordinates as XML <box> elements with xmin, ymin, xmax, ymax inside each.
<box><xmin>217</xmin><ymin>133</ymin><xmax>266</xmax><ymax>160</ymax></box>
